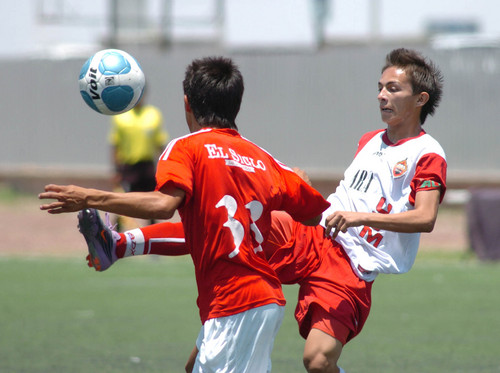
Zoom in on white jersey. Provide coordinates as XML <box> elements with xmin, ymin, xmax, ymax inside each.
<box><xmin>321</xmin><ymin>129</ymin><xmax>447</xmax><ymax>282</ymax></box>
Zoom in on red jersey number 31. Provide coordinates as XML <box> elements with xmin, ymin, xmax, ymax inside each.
<box><xmin>216</xmin><ymin>195</ymin><xmax>264</xmax><ymax>258</ymax></box>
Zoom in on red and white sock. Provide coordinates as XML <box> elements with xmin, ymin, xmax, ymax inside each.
<box><xmin>117</xmin><ymin>222</ymin><xmax>188</xmax><ymax>259</ymax></box>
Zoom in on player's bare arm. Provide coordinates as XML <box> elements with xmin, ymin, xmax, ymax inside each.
<box><xmin>39</xmin><ymin>184</ymin><xmax>185</xmax><ymax>220</ymax></box>
<box><xmin>325</xmin><ymin>189</ymin><xmax>441</xmax><ymax>238</ymax></box>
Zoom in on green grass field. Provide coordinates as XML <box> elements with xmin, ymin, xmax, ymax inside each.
<box><xmin>1</xmin><ymin>252</ymin><xmax>499</xmax><ymax>373</ymax></box>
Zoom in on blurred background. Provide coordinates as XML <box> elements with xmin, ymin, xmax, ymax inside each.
<box><xmin>0</xmin><ymin>0</ymin><xmax>499</xmax><ymax>208</ymax></box>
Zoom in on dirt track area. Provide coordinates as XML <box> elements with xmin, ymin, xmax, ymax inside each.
<box><xmin>0</xmin><ymin>194</ymin><xmax>468</xmax><ymax>259</ymax></box>
<box><xmin>0</xmin><ymin>197</ymin><xmax>87</xmax><ymax>257</ymax></box>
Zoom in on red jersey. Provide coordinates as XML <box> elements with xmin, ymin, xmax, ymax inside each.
<box><xmin>156</xmin><ymin>128</ymin><xmax>330</xmax><ymax>323</ymax></box>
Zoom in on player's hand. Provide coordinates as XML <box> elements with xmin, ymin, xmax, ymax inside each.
<box><xmin>38</xmin><ymin>184</ymin><xmax>88</xmax><ymax>214</ymax></box>
<box><xmin>324</xmin><ymin>211</ymin><xmax>362</xmax><ymax>239</ymax></box>
<box><xmin>292</xmin><ymin>167</ymin><xmax>312</xmax><ymax>186</ymax></box>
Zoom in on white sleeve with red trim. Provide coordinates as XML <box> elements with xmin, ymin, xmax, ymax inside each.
<box><xmin>321</xmin><ymin>130</ymin><xmax>447</xmax><ymax>281</ymax></box>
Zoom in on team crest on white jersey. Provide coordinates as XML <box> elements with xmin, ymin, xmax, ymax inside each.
<box><xmin>392</xmin><ymin>159</ymin><xmax>408</xmax><ymax>178</ymax></box>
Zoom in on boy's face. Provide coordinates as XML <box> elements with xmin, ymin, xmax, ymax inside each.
<box><xmin>377</xmin><ymin>66</ymin><xmax>421</xmax><ymax>127</ymax></box>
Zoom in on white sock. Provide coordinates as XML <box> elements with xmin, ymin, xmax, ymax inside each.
<box><xmin>124</xmin><ymin>228</ymin><xmax>146</xmax><ymax>257</ymax></box>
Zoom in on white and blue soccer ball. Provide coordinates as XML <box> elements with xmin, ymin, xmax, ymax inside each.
<box><xmin>78</xmin><ymin>49</ymin><xmax>145</xmax><ymax>115</ymax></box>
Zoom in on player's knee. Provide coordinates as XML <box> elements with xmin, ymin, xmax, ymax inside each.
<box><xmin>303</xmin><ymin>351</ymin><xmax>333</xmax><ymax>373</ymax></box>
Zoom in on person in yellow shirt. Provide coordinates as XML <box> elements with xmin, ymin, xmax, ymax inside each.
<box><xmin>109</xmin><ymin>91</ymin><xmax>168</xmax><ymax>228</ymax></box>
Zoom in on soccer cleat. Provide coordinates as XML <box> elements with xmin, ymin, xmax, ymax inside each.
<box><xmin>78</xmin><ymin>208</ymin><xmax>120</xmax><ymax>272</ymax></box>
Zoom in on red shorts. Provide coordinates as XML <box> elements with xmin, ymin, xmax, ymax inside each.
<box><xmin>138</xmin><ymin>211</ymin><xmax>372</xmax><ymax>345</ymax></box>
<box><xmin>308</xmin><ymin>303</ymin><xmax>351</xmax><ymax>345</ymax></box>
<box><xmin>266</xmin><ymin>211</ymin><xmax>373</xmax><ymax>345</ymax></box>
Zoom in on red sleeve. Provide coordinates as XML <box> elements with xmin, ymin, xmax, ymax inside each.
<box><xmin>354</xmin><ymin>129</ymin><xmax>385</xmax><ymax>157</ymax></box>
<box><xmin>279</xmin><ymin>167</ymin><xmax>330</xmax><ymax>222</ymax></box>
<box><xmin>409</xmin><ymin>153</ymin><xmax>447</xmax><ymax>205</ymax></box>
<box><xmin>155</xmin><ymin>137</ymin><xmax>194</xmax><ymax>203</ymax></box>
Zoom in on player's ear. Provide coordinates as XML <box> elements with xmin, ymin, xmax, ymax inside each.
<box><xmin>184</xmin><ymin>95</ymin><xmax>192</xmax><ymax>112</ymax></box>
<box><xmin>416</xmin><ymin>92</ymin><xmax>429</xmax><ymax>107</ymax></box>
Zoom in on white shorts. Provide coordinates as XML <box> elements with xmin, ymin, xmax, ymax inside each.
<box><xmin>192</xmin><ymin>303</ymin><xmax>285</xmax><ymax>373</ymax></box>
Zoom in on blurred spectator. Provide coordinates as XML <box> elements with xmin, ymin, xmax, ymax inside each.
<box><xmin>109</xmin><ymin>89</ymin><xmax>168</xmax><ymax>229</ymax></box>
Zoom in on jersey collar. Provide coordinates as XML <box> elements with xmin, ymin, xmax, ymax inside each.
<box><xmin>382</xmin><ymin>128</ymin><xmax>426</xmax><ymax>146</ymax></box>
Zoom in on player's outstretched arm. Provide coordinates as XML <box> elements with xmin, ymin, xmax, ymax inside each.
<box><xmin>39</xmin><ymin>184</ymin><xmax>184</xmax><ymax>220</ymax></box>
<box><xmin>325</xmin><ymin>189</ymin><xmax>441</xmax><ymax>238</ymax></box>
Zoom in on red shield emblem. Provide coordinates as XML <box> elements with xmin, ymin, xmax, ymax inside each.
<box><xmin>392</xmin><ymin>159</ymin><xmax>408</xmax><ymax>178</ymax></box>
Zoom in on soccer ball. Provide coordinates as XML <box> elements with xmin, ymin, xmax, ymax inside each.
<box><xmin>78</xmin><ymin>49</ymin><xmax>145</xmax><ymax>115</ymax></box>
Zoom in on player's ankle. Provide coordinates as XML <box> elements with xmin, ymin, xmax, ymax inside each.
<box><xmin>116</xmin><ymin>233</ymin><xmax>127</xmax><ymax>258</ymax></box>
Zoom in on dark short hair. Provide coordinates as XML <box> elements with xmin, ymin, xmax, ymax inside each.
<box><xmin>382</xmin><ymin>48</ymin><xmax>444</xmax><ymax>124</ymax></box>
<box><xmin>183</xmin><ymin>56</ymin><xmax>244</xmax><ymax>130</ymax></box>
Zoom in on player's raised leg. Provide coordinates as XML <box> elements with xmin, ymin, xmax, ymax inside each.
<box><xmin>79</xmin><ymin>209</ymin><xmax>189</xmax><ymax>271</ymax></box>
<box><xmin>119</xmin><ymin>222</ymin><xmax>187</xmax><ymax>258</ymax></box>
